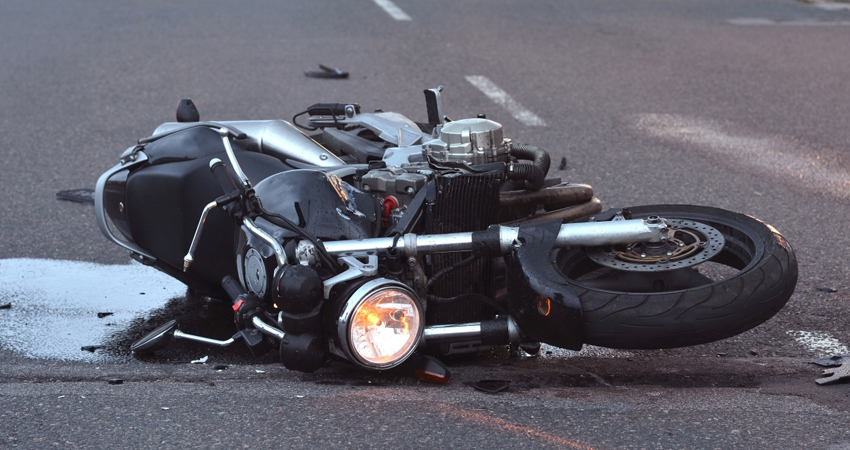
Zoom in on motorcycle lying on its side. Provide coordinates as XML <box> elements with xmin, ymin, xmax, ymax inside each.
<box><xmin>95</xmin><ymin>86</ymin><xmax>797</xmax><ymax>380</ymax></box>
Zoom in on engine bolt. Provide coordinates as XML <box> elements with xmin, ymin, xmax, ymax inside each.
<box><xmin>640</xmin><ymin>253</ymin><xmax>647</xmax><ymax>258</ymax></box>
<box><xmin>407</xmin><ymin>257</ymin><xmax>416</xmax><ymax>267</ymax></box>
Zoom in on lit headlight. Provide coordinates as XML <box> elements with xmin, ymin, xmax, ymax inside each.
<box><xmin>338</xmin><ymin>278</ymin><xmax>423</xmax><ymax>369</ymax></box>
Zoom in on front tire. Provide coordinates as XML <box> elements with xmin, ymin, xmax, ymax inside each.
<box><xmin>556</xmin><ymin>205</ymin><xmax>797</xmax><ymax>349</ymax></box>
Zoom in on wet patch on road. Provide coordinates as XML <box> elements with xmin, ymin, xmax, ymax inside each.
<box><xmin>0</xmin><ymin>258</ymin><xmax>186</xmax><ymax>362</ymax></box>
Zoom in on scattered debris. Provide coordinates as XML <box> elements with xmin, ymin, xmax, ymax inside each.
<box><xmin>108</xmin><ymin>378</ymin><xmax>123</xmax><ymax>385</ymax></box>
<box><xmin>0</xmin><ymin>303</ymin><xmax>10</xmax><ymax>309</ymax></box>
<box><xmin>161</xmin><ymin>407</ymin><xmax>170</xmax><ymax>410</ymax></box>
<box><xmin>818</xmin><ymin>287</ymin><xmax>838</xmax><ymax>293</ymax></box>
<box><xmin>558</xmin><ymin>157</ymin><xmax>568</xmax><ymax>170</ymax></box>
<box><xmin>55</xmin><ymin>189</ymin><xmax>95</xmax><ymax>205</ymax></box>
<box><xmin>810</xmin><ymin>354</ymin><xmax>850</xmax><ymax>367</ymax></box>
<box><xmin>97</xmin><ymin>312</ymin><xmax>113</xmax><ymax>319</ymax></box>
<box><xmin>81</xmin><ymin>345</ymin><xmax>105</xmax><ymax>353</ymax></box>
<box><xmin>255</xmin><ymin>369</ymin><xmax>266</xmax><ymax>374</ymax></box>
<box><xmin>471</xmin><ymin>379</ymin><xmax>512</xmax><ymax>394</ymax></box>
<box><xmin>305</xmin><ymin>64</ymin><xmax>349</xmax><ymax>79</ymax></box>
<box><xmin>191</xmin><ymin>356</ymin><xmax>209</xmax><ymax>364</ymax></box>
<box><xmin>749</xmin><ymin>349</ymin><xmax>759</xmax><ymax>356</ymax></box>
<box><xmin>295</xmin><ymin>395</ymin><xmax>305</xmax><ymax>399</ymax></box>
<box><xmin>58</xmin><ymin>395</ymin><xmax>65</xmax><ymax>399</ymax></box>
<box><xmin>213</xmin><ymin>364</ymin><xmax>228</xmax><ymax>371</ymax></box>
<box><xmin>816</xmin><ymin>362</ymin><xmax>850</xmax><ymax>385</ymax></box>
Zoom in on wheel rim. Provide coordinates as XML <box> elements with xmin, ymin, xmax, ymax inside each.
<box><xmin>558</xmin><ymin>209</ymin><xmax>764</xmax><ymax>294</ymax></box>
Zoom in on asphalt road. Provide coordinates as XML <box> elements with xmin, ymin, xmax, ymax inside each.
<box><xmin>2</xmin><ymin>0</ymin><xmax>850</xmax><ymax>448</ymax></box>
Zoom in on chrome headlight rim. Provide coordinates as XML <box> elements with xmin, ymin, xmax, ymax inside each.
<box><xmin>337</xmin><ymin>278</ymin><xmax>423</xmax><ymax>370</ymax></box>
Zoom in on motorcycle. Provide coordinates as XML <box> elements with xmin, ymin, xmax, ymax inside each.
<box><xmin>95</xmin><ymin>86</ymin><xmax>797</xmax><ymax>381</ymax></box>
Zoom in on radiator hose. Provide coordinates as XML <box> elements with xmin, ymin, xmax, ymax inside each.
<box><xmin>507</xmin><ymin>144</ymin><xmax>551</xmax><ymax>191</ymax></box>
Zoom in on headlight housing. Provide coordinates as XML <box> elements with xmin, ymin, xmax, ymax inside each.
<box><xmin>337</xmin><ymin>278</ymin><xmax>423</xmax><ymax>369</ymax></box>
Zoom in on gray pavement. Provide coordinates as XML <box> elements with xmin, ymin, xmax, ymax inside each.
<box><xmin>2</xmin><ymin>0</ymin><xmax>850</xmax><ymax>448</ymax></box>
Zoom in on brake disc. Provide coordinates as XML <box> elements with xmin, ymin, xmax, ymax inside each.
<box><xmin>586</xmin><ymin>219</ymin><xmax>725</xmax><ymax>272</ymax></box>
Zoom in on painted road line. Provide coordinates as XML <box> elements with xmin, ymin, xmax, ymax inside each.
<box><xmin>787</xmin><ymin>330</ymin><xmax>850</xmax><ymax>356</ymax></box>
<box><xmin>465</xmin><ymin>75</ymin><xmax>547</xmax><ymax>127</ymax></box>
<box><xmin>728</xmin><ymin>17</ymin><xmax>850</xmax><ymax>26</ymax></box>
<box><xmin>373</xmin><ymin>0</ymin><xmax>411</xmax><ymax>21</ymax></box>
<box><xmin>629</xmin><ymin>114</ymin><xmax>850</xmax><ymax>201</ymax></box>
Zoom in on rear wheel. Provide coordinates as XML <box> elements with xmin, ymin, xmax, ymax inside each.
<box><xmin>555</xmin><ymin>205</ymin><xmax>797</xmax><ymax>349</ymax></box>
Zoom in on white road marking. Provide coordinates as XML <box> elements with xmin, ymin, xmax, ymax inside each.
<box><xmin>787</xmin><ymin>330</ymin><xmax>850</xmax><ymax>356</ymax></box>
<box><xmin>373</xmin><ymin>0</ymin><xmax>411</xmax><ymax>21</ymax></box>
<box><xmin>629</xmin><ymin>114</ymin><xmax>850</xmax><ymax>200</ymax></box>
<box><xmin>728</xmin><ymin>17</ymin><xmax>850</xmax><ymax>26</ymax></box>
<box><xmin>812</xmin><ymin>2</ymin><xmax>850</xmax><ymax>11</ymax></box>
<box><xmin>465</xmin><ymin>75</ymin><xmax>547</xmax><ymax>127</ymax></box>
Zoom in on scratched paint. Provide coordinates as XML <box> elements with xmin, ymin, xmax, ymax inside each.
<box><xmin>0</xmin><ymin>258</ymin><xmax>186</xmax><ymax>362</ymax></box>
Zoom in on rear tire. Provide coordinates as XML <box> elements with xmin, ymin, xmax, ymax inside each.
<box><xmin>555</xmin><ymin>205</ymin><xmax>797</xmax><ymax>349</ymax></box>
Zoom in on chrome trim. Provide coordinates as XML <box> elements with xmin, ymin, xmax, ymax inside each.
<box><xmin>173</xmin><ymin>329</ymin><xmax>236</xmax><ymax>347</ymax></box>
<box><xmin>422</xmin><ymin>322</ymin><xmax>483</xmax><ymax>345</ymax></box>
<box><xmin>421</xmin><ymin>316</ymin><xmax>522</xmax><ymax>345</ymax></box>
<box><xmin>94</xmin><ymin>151</ymin><xmax>157</xmax><ymax>261</ymax></box>
<box><xmin>153</xmin><ymin>120</ymin><xmax>344</xmax><ymax>167</ymax></box>
<box><xmin>322</xmin><ymin>254</ymin><xmax>378</xmax><ymax>299</ymax></box>
<box><xmin>183</xmin><ymin>200</ymin><xmax>219</xmax><ymax>271</ymax></box>
<box><xmin>242</xmin><ymin>218</ymin><xmax>287</xmax><ymax>267</ymax></box>
<box><xmin>218</xmin><ymin>127</ymin><xmax>252</xmax><ymax>189</ymax></box>
<box><xmin>553</xmin><ymin>219</ymin><xmax>665</xmax><ymax>247</ymax></box>
<box><xmin>336</xmin><ymin>278</ymin><xmax>423</xmax><ymax>370</ymax></box>
<box><xmin>252</xmin><ymin>316</ymin><xmax>285</xmax><ymax>341</ymax></box>
<box><xmin>324</xmin><ymin>220</ymin><xmax>666</xmax><ymax>258</ymax></box>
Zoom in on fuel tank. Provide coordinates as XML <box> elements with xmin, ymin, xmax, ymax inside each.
<box><xmin>106</xmin><ymin>126</ymin><xmax>289</xmax><ymax>296</ymax></box>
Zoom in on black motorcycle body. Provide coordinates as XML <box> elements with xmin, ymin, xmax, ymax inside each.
<box><xmin>96</xmin><ymin>89</ymin><xmax>798</xmax><ymax>376</ymax></box>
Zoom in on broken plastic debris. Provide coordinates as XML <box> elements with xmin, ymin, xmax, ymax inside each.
<box><xmin>296</xmin><ymin>395</ymin><xmax>305</xmax><ymax>398</ymax></box>
<box><xmin>810</xmin><ymin>354</ymin><xmax>850</xmax><ymax>367</ymax></box>
<box><xmin>304</xmin><ymin>64</ymin><xmax>349</xmax><ymax>79</ymax></box>
<box><xmin>161</xmin><ymin>407</ymin><xmax>170</xmax><ymax>410</ymax></box>
<box><xmin>97</xmin><ymin>312</ymin><xmax>114</xmax><ymax>319</ymax></box>
<box><xmin>191</xmin><ymin>356</ymin><xmax>209</xmax><ymax>364</ymax></box>
<box><xmin>55</xmin><ymin>189</ymin><xmax>95</xmax><ymax>205</ymax></box>
<box><xmin>58</xmin><ymin>395</ymin><xmax>65</xmax><ymax>399</ymax></box>
<box><xmin>255</xmin><ymin>370</ymin><xmax>266</xmax><ymax>374</ymax></box>
<box><xmin>558</xmin><ymin>157</ymin><xmax>568</xmax><ymax>170</ymax></box>
<box><xmin>818</xmin><ymin>287</ymin><xmax>838</xmax><ymax>293</ymax></box>
<box><xmin>81</xmin><ymin>345</ymin><xmax>105</xmax><ymax>353</ymax></box>
<box><xmin>816</xmin><ymin>362</ymin><xmax>850</xmax><ymax>385</ymax></box>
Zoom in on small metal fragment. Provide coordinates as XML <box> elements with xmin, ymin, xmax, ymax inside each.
<box><xmin>818</xmin><ymin>287</ymin><xmax>838</xmax><ymax>293</ymax></box>
<box><xmin>816</xmin><ymin>362</ymin><xmax>850</xmax><ymax>385</ymax></box>
<box><xmin>0</xmin><ymin>303</ymin><xmax>10</xmax><ymax>309</ymax></box>
<box><xmin>97</xmin><ymin>312</ymin><xmax>114</xmax><ymax>318</ymax></box>
<box><xmin>108</xmin><ymin>378</ymin><xmax>123</xmax><ymax>385</ymax></box>
<box><xmin>810</xmin><ymin>354</ymin><xmax>850</xmax><ymax>367</ymax></box>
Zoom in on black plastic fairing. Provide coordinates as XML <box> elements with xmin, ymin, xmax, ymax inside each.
<box><xmin>504</xmin><ymin>220</ymin><xmax>584</xmax><ymax>350</ymax></box>
<box><xmin>253</xmin><ymin>170</ymin><xmax>378</xmax><ymax>241</ymax></box>
<box><xmin>124</xmin><ymin>127</ymin><xmax>288</xmax><ymax>296</ymax></box>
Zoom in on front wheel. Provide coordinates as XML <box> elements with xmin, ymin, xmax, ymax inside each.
<box><xmin>555</xmin><ymin>205</ymin><xmax>797</xmax><ymax>349</ymax></box>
